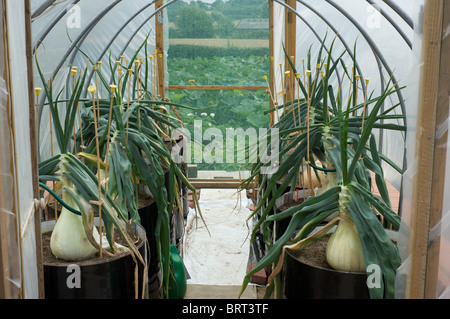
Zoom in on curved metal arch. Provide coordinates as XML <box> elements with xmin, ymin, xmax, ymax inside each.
<box><xmin>32</xmin><ymin>0</ymin><xmax>81</xmax><ymax>54</ymax></box>
<box><xmin>275</xmin><ymin>0</ymin><xmax>369</xmax><ymax>95</ymax></box>
<box><xmin>112</xmin><ymin>0</ymin><xmax>178</xmax><ymax>74</ymax></box>
<box><xmin>288</xmin><ymin>7</ymin><xmax>345</xmax><ymax>86</ymax></box>
<box><xmin>295</xmin><ymin>0</ymin><xmax>402</xmax><ymax>155</ymax></box>
<box><xmin>79</xmin><ymin>0</ymin><xmax>159</xmax><ymax>95</ymax></box>
<box><xmin>37</xmin><ymin>0</ymin><xmax>122</xmax><ymax>119</ymax></box>
<box><xmin>321</xmin><ymin>0</ymin><xmax>408</xmax><ymax>160</ymax></box>
<box><xmin>295</xmin><ymin>0</ymin><xmax>385</xmax><ymax>108</ymax></box>
<box><xmin>366</xmin><ymin>0</ymin><xmax>412</xmax><ymax>48</ymax></box>
<box><xmin>382</xmin><ymin>0</ymin><xmax>414</xmax><ymax>28</ymax></box>
<box><xmin>31</xmin><ymin>0</ymin><xmax>57</xmax><ymax>19</ymax></box>
<box><xmin>79</xmin><ymin>0</ymin><xmax>178</xmax><ymax>98</ymax></box>
<box><xmin>324</xmin><ymin>0</ymin><xmax>407</xmax><ymax>122</ymax></box>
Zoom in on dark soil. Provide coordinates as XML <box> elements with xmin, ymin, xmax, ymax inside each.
<box><xmin>287</xmin><ymin>234</ymin><xmax>332</xmax><ymax>270</ymax></box>
<box><xmin>42</xmin><ymin>225</ymin><xmax>143</xmax><ymax>267</ymax></box>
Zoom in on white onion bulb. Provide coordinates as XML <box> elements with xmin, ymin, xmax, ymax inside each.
<box><xmin>326</xmin><ymin>210</ymin><xmax>365</xmax><ymax>273</ymax></box>
<box><xmin>50</xmin><ymin>189</ymin><xmax>99</xmax><ymax>261</ymax></box>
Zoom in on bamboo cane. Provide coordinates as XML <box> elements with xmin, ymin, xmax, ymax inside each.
<box><xmin>295</xmin><ymin>73</ymin><xmax>301</xmax><ymax>127</ymax></box>
<box><xmin>361</xmin><ymin>78</ymin><xmax>370</xmax><ymax>135</ymax></box>
<box><xmin>135</xmin><ymin>59</ymin><xmax>140</xmax><ymax>102</ymax></box>
<box><xmin>320</xmin><ymin>70</ymin><xmax>330</xmax><ymax>122</ymax></box>
<box><xmin>150</xmin><ymin>55</ymin><xmax>154</xmax><ymax>100</ymax></box>
<box><xmin>71</xmin><ymin>68</ymin><xmax>78</xmax><ymax>153</ymax></box>
<box><xmin>34</xmin><ymin>88</ymin><xmax>41</xmax><ymax>142</ymax></box>
<box><xmin>135</xmin><ymin>59</ymin><xmax>141</xmax><ymax>127</ymax></box>
<box><xmin>263</xmin><ymin>75</ymin><xmax>277</xmax><ymax>125</ymax></box>
<box><xmin>118</xmin><ymin>67</ymin><xmax>123</xmax><ymax>108</ymax></box>
<box><xmin>139</xmin><ymin>57</ymin><xmax>144</xmax><ymax>97</ymax></box>
<box><xmin>47</xmin><ymin>76</ymin><xmax>58</xmax><ymax>221</ymax></box>
<box><xmin>93</xmin><ymin>64</ymin><xmax>100</xmax><ymax>120</ymax></box>
<box><xmin>286</xmin><ymin>71</ymin><xmax>297</xmax><ymax>128</ymax></box>
<box><xmin>88</xmin><ymin>86</ymin><xmax>104</xmax><ymax>258</ymax></box>
<box><xmin>153</xmin><ymin>51</ymin><xmax>157</xmax><ymax>100</ymax></box>
<box><xmin>77</xmin><ymin>65</ymin><xmax>86</xmax><ymax>153</ymax></box>
<box><xmin>35</xmin><ymin>88</ymin><xmax>46</xmax><ymax>219</ymax></box>
<box><xmin>302</xmin><ymin>58</ymin><xmax>306</xmax><ymax>86</ymax></box>
<box><xmin>127</xmin><ymin>69</ymin><xmax>132</xmax><ymax>142</ymax></box>
<box><xmin>305</xmin><ymin>70</ymin><xmax>315</xmax><ymax>196</ymax></box>
<box><xmin>98</xmin><ymin>61</ymin><xmax>103</xmax><ymax>100</ymax></box>
<box><xmin>105</xmin><ymin>85</ymin><xmax>117</xmax><ymax>174</ymax></box>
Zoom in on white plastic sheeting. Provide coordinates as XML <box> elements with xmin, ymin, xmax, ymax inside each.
<box><xmin>31</xmin><ymin>0</ymin><xmax>168</xmax><ymax>161</ymax></box>
<box><xmin>0</xmin><ymin>1</ymin><xmax>21</xmax><ymax>299</ymax></box>
<box><xmin>1</xmin><ymin>0</ymin><xmax>39</xmax><ymax>298</ymax></box>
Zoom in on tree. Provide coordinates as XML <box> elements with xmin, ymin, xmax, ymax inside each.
<box><xmin>174</xmin><ymin>4</ymin><xmax>214</xmax><ymax>38</ymax></box>
<box><xmin>211</xmin><ymin>11</ymin><xmax>235</xmax><ymax>38</ymax></box>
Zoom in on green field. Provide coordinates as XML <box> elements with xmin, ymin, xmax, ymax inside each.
<box><xmin>167</xmin><ymin>53</ymin><xmax>271</xmax><ymax>171</ymax></box>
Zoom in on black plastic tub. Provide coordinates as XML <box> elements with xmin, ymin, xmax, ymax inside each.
<box><xmin>138</xmin><ymin>198</ymin><xmax>163</xmax><ymax>299</ymax></box>
<box><xmin>283</xmin><ymin>239</ymin><xmax>370</xmax><ymax>299</ymax></box>
<box><xmin>42</xmin><ymin>219</ymin><xmax>148</xmax><ymax>299</ymax></box>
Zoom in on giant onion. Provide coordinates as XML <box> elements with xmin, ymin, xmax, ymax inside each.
<box><xmin>325</xmin><ymin>187</ymin><xmax>365</xmax><ymax>273</ymax></box>
<box><xmin>50</xmin><ymin>177</ymin><xmax>100</xmax><ymax>261</ymax></box>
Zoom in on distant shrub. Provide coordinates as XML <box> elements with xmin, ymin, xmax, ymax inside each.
<box><xmin>168</xmin><ymin>45</ymin><xmax>269</xmax><ymax>59</ymax></box>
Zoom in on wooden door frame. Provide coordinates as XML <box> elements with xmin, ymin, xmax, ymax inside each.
<box><xmin>407</xmin><ymin>0</ymin><xmax>450</xmax><ymax>299</ymax></box>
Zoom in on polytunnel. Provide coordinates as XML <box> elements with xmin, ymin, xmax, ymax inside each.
<box><xmin>0</xmin><ymin>0</ymin><xmax>449</xmax><ymax>303</ymax></box>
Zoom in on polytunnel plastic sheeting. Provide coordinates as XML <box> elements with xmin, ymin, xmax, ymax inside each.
<box><xmin>0</xmin><ymin>2</ymin><xmax>21</xmax><ymax>298</ymax></box>
<box><xmin>273</xmin><ymin>0</ymin><xmax>416</xmax><ymax>192</ymax></box>
<box><xmin>31</xmin><ymin>0</ymin><xmax>169</xmax><ymax>162</ymax></box>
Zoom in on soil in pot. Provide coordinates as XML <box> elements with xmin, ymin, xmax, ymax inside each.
<box><xmin>283</xmin><ymin>234</ymin><xmax>370</xmax><ymax>299</ymax></box>
<box><xmin>42</xmin><ymin>221</ymin><xmax>147</xmax><ymax>299</ymax></box>
<box><xmin>42</xmin><ymin>226</ymin><xmax>143</xmax><ymax>266</ymax></box>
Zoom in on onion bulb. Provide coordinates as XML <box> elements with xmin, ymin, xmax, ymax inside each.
<box><xmin>317</xmin><ymin>171</ymin><xmax>337</xmax><ymax>195</ymax></box>
<box><xmin>326</xmin><ymin>210</ymin><xmax>365</xmax><ymax>273</ymax></box>
<box><xmin>301</xmin><ymin>162</ymin><xmax>326</xmax><ymax>189</ymax></box>
<box><xmin>50</xmin><ymin>187</ymin><xmax>100</xmax><ymax>261</ymax></box>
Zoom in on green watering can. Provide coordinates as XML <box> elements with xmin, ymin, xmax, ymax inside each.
<box><xmin>162</xmin><ymin>244</ymin><xmax>187</xmax><ymax>299</ymax></box>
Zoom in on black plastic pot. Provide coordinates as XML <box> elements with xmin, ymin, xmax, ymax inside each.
<box><xmin>138</xmin><ymin>198</ymin><xmax>163</xmax><ymax>299</ymax></box>
<box><xmin>283</xmin><ymin>246</ymin><xmax>370</xmax><ymax>299</ymax></box>
<box><xmin>283</xmin><ymin>228</ymin><xmax>398</xmax><ymax>299</ymax></box>
<box><xmin>42</xmin><ymin>219</ymin><xmax>148</xmax><ymax>299</ymax></box>
<box><xmin>274</xmin><ymin>189</ymin><xmax>312</xmax><ymax>241</ymax></box>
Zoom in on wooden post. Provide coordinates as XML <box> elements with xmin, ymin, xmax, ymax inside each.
<box><xmin>406</xmin><ymin>0</ymin><xmax>447</xmax><ymax>299</ymax></box>
<box><xmin>155</xmin><ymin>0</ymin><xmax>165</xmax><ymax>99</ymax></box>
<box><xmin>269</xmin><ymin>0</ymin><xmax>275</xmax><ymax>126</ymax></box>
<box><xmin>284</xmin><ymin>0</ymin><xmax>296</xmax><ymax>103</ymax></box>
<box><xmin>424</xmin><ymin>0</ymin><xmax>450</xmax><ymax>299</ymax></box>
<box><xmin>0</xmin><ymin>1</ymin><xmax>10</xmax><ymax>299</ymax></box>
<box><xmin>25</xmin><ymin>0</ymin><xmax>44</xmax><ymax>299</ymax></box>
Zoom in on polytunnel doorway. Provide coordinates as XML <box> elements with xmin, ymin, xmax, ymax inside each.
<box><xmin>3</xmin><ymin>0</ymin><xmax>448</xmax><ymax>302</ymax></box>
<box><xmin>164</xmin><ymin>0</ymin><xmax>271</xmax><ymax>298</ymax></box>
